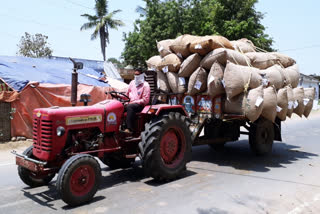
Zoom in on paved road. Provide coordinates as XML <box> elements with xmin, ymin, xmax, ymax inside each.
<box><xmin>1</xmin><ymin>114</ymin><xmax>320</xmax><ymax>214</ymax></box>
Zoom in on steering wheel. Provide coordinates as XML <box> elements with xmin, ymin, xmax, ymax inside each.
<box><xmin>107</xmin><ymin>91</ymin><xmax>130</xmax><ymax>103</ymax></box>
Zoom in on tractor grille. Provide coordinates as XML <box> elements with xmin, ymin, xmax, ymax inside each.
<box><xmin>33</xmin><ymin>118</ymin><xmax>53</xmax><ymax>152</ymax></box>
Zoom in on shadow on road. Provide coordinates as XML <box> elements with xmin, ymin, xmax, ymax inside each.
<box><xmin>21</xmin><ymin>161</ymin><xmax>197</xmax><ymax>209</ymax></box>
<box><xmin>191</xmin><ymin>140</ymin><xmax>318</xmax><ymax>172</ymax></box>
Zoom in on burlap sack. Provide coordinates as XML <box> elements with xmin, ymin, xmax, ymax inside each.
<box><xmin>293</xmin><ymin>87</ymin><xmax>305</xmax><ymax>117</ymax></box>
<box><xmin>276</xmin><ymin>88</ymin><xmax>288</xmax><ymax>121</ymax></box>
<box><xmin>146</xmin><ymin>55</ymin><xmax>162</xmax><ymax>71</ymax></box>
<box><xmin>166</xmin><ymin>72</ymin><xmax>187</xmax><ymax>94</ymax></box>
<box><xmin>224</xmin><ymin>61</ymin><xmax>263</xmax><ymax>99</ymax></box>
<box><xmin>283</xmin><ymin>64</ymin><xmax>300</xmax><ymax>88</ymax></box>
<box><xmin>223</xmin><ymin>85</ymin><xmax>264</xmax><ymax>122</ymax></box>
<box><xmin>169</xmin><ymin>34</ymin><xmax>198</xmax><ymax>59</ymax></box>
<box><xmin>286</xmin><ymin>86</ymin><xmax>294</xmax><ymax>118</ymax></box>
<box><xmin>261</xmin><ymin>86</ymin><xmax>277</xmax><ymax>122</ymax></box>
<box><xmin>259</xmin><ymin>65</ymin><xmax>285</xmax><ymax>89</ymax></box>
<box><xmin>188</xmin><ymin>67</ymin><xmax>208</xmax><ymax>95</ymax></box>
<box><xmin>178</xmin><ymin>53</ymin><xmax>201</xmax><ymax>77</ymax></box>
<box><xmin>200</xmin><ymin>48</ymin><xmax>249</xmax><ymax>69</ymax></box>
<box><xmin>189</xmin><ymin>35</ymin><xmax>233</xmax><ymax>56</ymax></box>
<box><xmin>245</xmin><ymin>52</ymin><xmax>279</xmax><ymax>69</ymax></box>
<box><xmin>207</xmin><ymin>61</ymin><xmax>225</xmax><ymax>98</ymax></box>
<box><xmin>303</xmin><ymin>88</ymin><xmax>316</xmax><ymax>118</ymax></box>
<box><xmin>157</xmin><ymin>39</ymin><xmax>174</xmax><ymax>57</ymax></box>
<box><xmin>271</xmin><ymin>52</ymin><xmax>296</xmax><ymax>68</ymax></box>
<box><xmin>231</xmin><ymin>38</ymin><xmax>256</xmax><ymax>53</ymax></box>
<box><xmin>157</xmin><ymin>70</ymin><xmax>170</xmax><ymax>92</ymax></box>
<box><xmin>157</xmin><ymin>53</ymin><xmax>182</xmax><ymax>73</ymax></box>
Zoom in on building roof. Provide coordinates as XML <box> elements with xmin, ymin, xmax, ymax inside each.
<box><xmin>300</xmin><ymin>73</ymin><xmax>320</xmax><ymax>84</ymax></box>
<box><xmin>0</xmin><ymin>56</ymin><xmax>122</xmax><ymax>91</ymax></box>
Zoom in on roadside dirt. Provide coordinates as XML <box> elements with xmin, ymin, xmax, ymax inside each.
<box><xmin>0</xmin><ymin>140</ymin><xmax>33</xmax><ymax>151</ymax></box>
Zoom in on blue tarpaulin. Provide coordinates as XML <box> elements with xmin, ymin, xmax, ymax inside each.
<box><xmin>0</xmin><ymin>56</ymin><xmax>111</xmax><ymax>92</ymax></box>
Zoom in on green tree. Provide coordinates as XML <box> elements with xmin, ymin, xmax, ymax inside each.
<box><xmin>17</xmin><ymin>32</ymin><xmax>53</xmax><ymax>58</ymax></box>
<box><xmin>122</xmin><ymin>0</ymin><xmax>274</xmax><ymax>67</ymax></box>
<box><xmin>107</xmin><ymin>57</ymin><xmax>125</xmax><ymax>68</ymax></box>
<box><xmin>80</xmin><ymin>0</ymin><xmax>125</xmax><ymax>61</ymax></box>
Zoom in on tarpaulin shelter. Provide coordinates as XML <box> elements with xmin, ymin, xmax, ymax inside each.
<box><xmin>0</xmin><ymin>56</ymin><xmax>128</xmax><ymax>140</ymax></box>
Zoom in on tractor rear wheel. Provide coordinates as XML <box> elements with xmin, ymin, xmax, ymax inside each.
<box><xmin>249</xmin><ymin>117</ymin><xmax>275</xmax><ymax>156</ymax></box>
<box><xmin>56</xmin><ymin>154</ymin><xmax>101</xmax><ymax>206</ymax></box>
<box><xmin>18</xmin><ymin>146</ymin><xmax>55</xmax><ymax>187</ymax></box>
<box><xmin>139</xmin><ymin>112</ymin><xmax>192</xmax><ymax>181</ymax></box>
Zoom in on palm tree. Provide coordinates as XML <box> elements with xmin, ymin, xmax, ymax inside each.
<box><xmin>80</xmin><ymin>0</ymin><xmax>124</xmax><ymax>61</ymax></box>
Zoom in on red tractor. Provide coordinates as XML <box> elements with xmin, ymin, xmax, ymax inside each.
<box><xmin>13</xmin><ymin>60</ymin><xmax>281</xmax><ymax>206</ymax></box>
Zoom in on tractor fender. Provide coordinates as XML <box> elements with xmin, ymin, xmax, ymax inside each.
<box><xmin>141</xmin><ymin>104</ymin><xmax>188</xmax><ymax>117</ymax></box>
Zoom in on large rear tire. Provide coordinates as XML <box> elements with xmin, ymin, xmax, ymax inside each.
<box><xmin>249</xmin><ymin>117</ymin><xmax>274</xmax><ymax>156</ymax></box>
<box><xmin>18</xmin><ymin>146</ymin><xmax>55</xmax><ymax>187</ymax></box>
<box><xmin>56</xmin><ymin>154</ymin><xmax>101</xmax><ymax>206</ymax></box>
<box><xmin>139</xmin><ymin>112</ymin><xmax>192</xmax><ymax>181</ymax></box>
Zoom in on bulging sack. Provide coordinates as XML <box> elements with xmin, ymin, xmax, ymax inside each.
<box><xmin>223</xmin><ymin>85</ymin><xmax>264</xmax><ymax>122</ymax></box>
<box><xmin>276</xmin><ymin>88</ymin><xmax>288</xmax><ymax>121</ymax></box>
<box><xmin>283</xmin><ymin>64</ymin><xmax>300</xmax><ymax>88</ymax></box>
<box><xmin>271</xmin><ymin>52</ymin><xmax>296</xmax><ymax>68</ymax></box>
<box><xmin>200</xmin><ymin>48</ymin><xmax>249</xmax><ymax>70</ymax></box>
<box><xmin>157</xmin><ymin>53</ymin><xmax>182</xmax><ymax>73</ymax></box>
<box><xmin>245</xmin><ymin>52</ymin><xmax>279</xmax><ymax>69</ymax></box>
<box><xmin>169</xmin><ymin>34</ymin><xmax>197</xmax><ymax>59</ymax></box>
<box><xmin>231</xmin><ymin>38</ymin><xmax>256</xmax><ymax>53</ymax></box>
<box><xmin>166</xmin><ymin>72</ymin><xmax>187</xmax><ymax>94</ymax></box>
<box><xmin>146</xmin><ymin>55</ymin><xmax>162</xmax><ymax>71</ymax></box>
<box><xmin>224</xmin><ymin>61</ymin><xmax>262</xmax><ymax>99</ymax></box>
<box><xmin>303</xmin><ymin>88</ymin><xmax>316</xmax><ymax>118</ymax></box>
<box><xmin>157</xmin><ymin>70</ymin><xmax>170</xmax><ymax>92</ymax></box>
<box><xmin>293</xmin><ymin>87</ymin><xmax>305</xmax><ymax>117</ymax></box>
<box><xmin>261</xmin><ymin>86</ymin><xmax>277</xmax><ymax>122</ymax></box>
<box><xmin>157</xmin><ymin>39</ymin><xmax>174</xmax><ymax>57</ymax></box>
<box><xmin>259</xmin><ymin>65</ymin><xmax>285</xmax><ymax>89</ymax></box>
<box><xmin>286</xmin><ymin>86</ymin><xmax>294</xmax><ymax>118</ymax></box>
<box><xmin>178</xmin><ymin>53</ymin><xmax>201</xmax><ymax>77</ymax></box>
<box><xmin>188</xmin><ymin>67</ymin><xmax>208</xmax><ymax>95</ymax></box>
<box><xmin>189</xmin><ymin>35</ymin><xmax>233</xmax><ymax>56</ymax></box>
<box><xmin>207</xmin><ymin>62</ymin><xmax>225</xmax><ymax>98</ymax></box>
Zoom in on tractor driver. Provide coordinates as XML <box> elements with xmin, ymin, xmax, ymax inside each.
<box><xmin>124</xmin><ymin>69</ymin><xmax>151</xmax><ymax>133</ymax></box>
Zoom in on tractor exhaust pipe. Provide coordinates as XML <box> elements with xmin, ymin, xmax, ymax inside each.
<box><xmin>69</xmin><ymin>58</ymin><xmax>83</xmax><ymax>107</ymax></box>
<box><xmin>71</xmin><ymin>71</ymin><xmax>78</xmax><ymax>106</ymax></box>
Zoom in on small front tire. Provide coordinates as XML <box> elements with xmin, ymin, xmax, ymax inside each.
<box><xmin>18</xmin><ymin>146</ymin><xmax>55</xmax><ymax>187</ymax></box>
<box><xmin>56</xmin><ymin>154</ymin><xmax>101</xmax><ymax>206</ymax></box>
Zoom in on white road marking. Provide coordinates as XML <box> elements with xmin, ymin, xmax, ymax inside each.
<box><xmin>0</xmin><ymin>199</ymin><xmax>31</xmax><ymax>209</ymax></box>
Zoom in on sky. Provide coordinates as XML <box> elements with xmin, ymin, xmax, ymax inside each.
<box><xmin>0</xmin><ymin>0</ymin><xmax>319</xmax><ymax>75</ymax></box>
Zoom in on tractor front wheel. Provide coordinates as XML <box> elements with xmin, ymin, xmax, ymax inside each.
<box><xmin>18</xmin><ymin>146</ymin><xmax>55</xmax><ymax>187</ymax></box>
<box><xmin>139</xmin><ymin>112</ymin><xmax>192</xmax><ymax>181</ymax></box>
<box><xmin>56</xmin><ymin>154</ymin><xmax>101</xmax><ymax>206</ymax></box>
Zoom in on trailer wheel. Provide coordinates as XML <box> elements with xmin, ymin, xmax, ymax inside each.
<box><xmin>100</xmin><ymin>154</ymin><xmax>134</xmax><ymax>169</ymax></box>
<box><xmin>139</xmin><ymin>112</ymin><xmax>192</xmax><ymax>181</ymax></box>
<box><xmin>18</xmin><ymin>146</ymin><xmax>55</xmax><ymax>187</ymax></box>
<box><xmin>56</xmin><ymin>154</ymin><xmax>101</xmax><ymax>206</ymax></box>
<box><xmin>249</xmin><ymin>118</ymin><xmax>274</xmax><ymax>156</ymax></box>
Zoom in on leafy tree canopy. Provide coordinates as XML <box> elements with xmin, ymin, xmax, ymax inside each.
<box><xmin>17</xmin><ymin>32</ymin><xmax>53</xmax><ymax>58</ymax></box>
<box><xmin>122</xmin><ymin>0</ymin><xmax>273</xmax><ymax>68</ymax></box>
<box><xmin>107</xmin><ymin>57</ymin><xmax>125</xmax><ymax>68</ymax></box>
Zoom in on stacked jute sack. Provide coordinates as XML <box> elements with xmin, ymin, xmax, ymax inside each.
<box><xmin>146</xmin><ymin>35</ymin><xmax>316</xmax><ymax>123</ymax></box>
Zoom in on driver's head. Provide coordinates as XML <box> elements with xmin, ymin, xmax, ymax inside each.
<box><xmin>134</xmin><ymin>68</ymin><xmax>143</xmax><ymax>76</ymax></box>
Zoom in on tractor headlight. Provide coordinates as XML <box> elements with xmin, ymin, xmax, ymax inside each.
<box><xmin>57</xmin><ymin>126</ymin><xmax>65</xmax><ymax>137</ymax></box>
